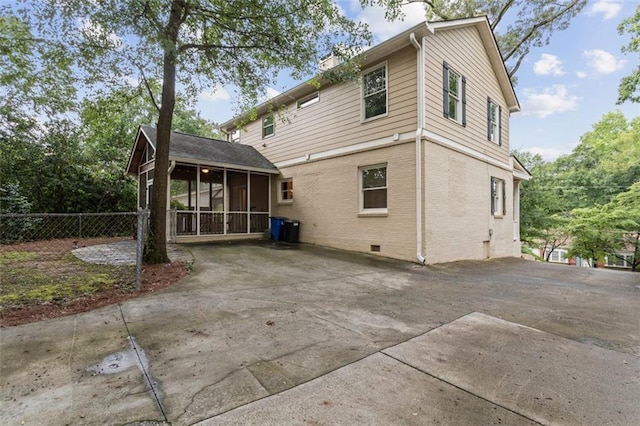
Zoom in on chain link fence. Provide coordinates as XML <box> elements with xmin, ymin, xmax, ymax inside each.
<box><xmin>0</xmin><ymin>211</ymin><xmax>149</xmax><ymax>310</ymax></box>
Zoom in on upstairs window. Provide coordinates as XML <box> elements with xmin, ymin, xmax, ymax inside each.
<box><xmin>297</xmin><ymin>92</ymin><xmax>319</xmax><ymax>109</ymax></box>
<box><xmin>360</xmin><ymin>164</ymin><xmax>387</xmax><ymax>213</ymax></box>
<box><xmin>443</xmin><ymin>62</ymin><xmax>466</xmax><ymax>126</ymax></box>
<box><xmin>491</xmin><ymin>177</ymin><xmax>506</xmax><ymax>217</ymax></box>
<box><xmin>262</xmin><ymin>114</ymin><xmax>274</xmax><ymax>138</ymax></box>
<box><xmin>362</xmin><ymin>64</ymin><xmax>387</xmax><ymax>120</ymax></box>
<box><xmin>230</xmin><ymin>129</ymin><xmax>241</xmax><ymax>143</ymax></box>
<box><xmin>487</xmin><ymin>98</ymin><xmax>501</xmax><ymax>145</ymax></box>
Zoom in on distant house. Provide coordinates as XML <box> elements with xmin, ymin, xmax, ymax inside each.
<box><xmin>127</xmin><ymin>16</ymin><xmax>532</xmax><ymax>264</ymax></box>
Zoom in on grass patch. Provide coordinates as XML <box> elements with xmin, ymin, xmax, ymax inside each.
<box><xmin>0</xmin><ymin>243</ymin><xmax>134</xmax><ymax>308</ymax></box>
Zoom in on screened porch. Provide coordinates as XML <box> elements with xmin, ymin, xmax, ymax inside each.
<box><xmin>169</xmin><ymin>164</ymin><xmax>271</xmax><ymax>238</ymax></box>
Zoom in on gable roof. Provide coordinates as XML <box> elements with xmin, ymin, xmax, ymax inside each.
<box><xmin>126</xmin><ymin>126</ymin><xmax>278</xmax><ymax>175</ymax></box>
<box><xmin>220</xmin><ymin>16</ymin><xmax>518</xmax><ymax>131</ymax></box>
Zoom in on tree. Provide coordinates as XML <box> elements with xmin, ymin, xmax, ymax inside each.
<box><xmin>618</xmin><ymin>4</ymin><xmax>640</xmax><ymax>103</ymax></box>
<box><xmin>512</xmin><ymin>150</ymin><xmax>567</xmax><ymax>247</ymax></box>
<box><xmin>515</xmin><ymin>112</ymin><xmax>640</xmax><ymax>265</ymax></box>
<box><xmin>14</xmin><ymin>0</ymin><xmax>372</xmax><ymax>263</ymax></box>
<box><xmin>379</xmin><ymin>0</ymin><xmax>586</xmax><ymax>79</ymax></box>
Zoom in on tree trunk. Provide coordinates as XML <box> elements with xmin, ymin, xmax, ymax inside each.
<box><xmin>144</xmin><ymin>0</ymin><xmax>185</xmax><ymax>264</ymax></box>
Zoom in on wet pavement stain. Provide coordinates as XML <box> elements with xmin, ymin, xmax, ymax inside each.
<box><xmin>88</xmin><ymin>336</ymin><xmax>166</xmax><ymax>418</ymax></box>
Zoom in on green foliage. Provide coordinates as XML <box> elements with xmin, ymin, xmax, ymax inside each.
<box><xmin>618</xmin><ymin>4</ymin><xmax>640</xmax><ymax>103</ymax></box>
<box><xmin>518</xmin><ymin>112</ymin><xmax>640</xmax><ymax>269</ymax></box>
<box><xmin>12</xmin><ymin>0</ymin><xmax>377</xmax><ymax>263</ymax></box>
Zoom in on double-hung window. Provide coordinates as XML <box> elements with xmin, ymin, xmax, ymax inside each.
<box><xmin>487</xmin><ymin>98</ymin><xmax>501</xmax><ymax>145</ymax></box>
<box><xmin>262</xmin><ymin>114</ymin><xmax>274</xmax><ymax>138</ymax></box>
<box><xmin>491</xmin><ymin>177</ymin><xmax>506</xmax><ymax>217</ymax></box>
<box><xmin>362</xmin><ymin>64</ymin><xmax>387</xmax><ymax>120</ymax></box>
<box><xmin>443</xmin><ymin>62</ymin><xmax>466</xmax><ymax>126</ymax></box>
<box><xmin>360</xmin><ymin>164</ymin><xmax>387</xmax><ymax>213</ymax></box>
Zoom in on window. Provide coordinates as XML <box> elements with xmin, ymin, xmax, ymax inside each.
<box><xmin>278</xmin><ymin>178</ymin><xmax>293</xmax><ymax>203</ymax></box>
<box><xmin>443</xmin><ymin>62</ymin><xmax>466</xmax><ymax>126</ymax></box>
<box><xmin>230</xmin><ymin>129</ymin><xmax>240</xmax><ymax>143</ymax></box>
<box><xmin>491</xmin><ymin>177</ymin><xmax>506</xmax><ymax>217</ymax></box>
<box><xmin>487</xmin><ymin>98</ymin><xmax>501</xmax><ymax>145</ymax></box>
<box><xmin>606</xmin><ymin>254</ymin><xmax>633</xmax><ymax>268</ymax></box>
<box><xmin>360</xmin><ymin>164</ymin><xmax>387</xmax><ymax>213</ymax></box>
<box><xmin>548</xmin><ymin>249</ymin><xmax>568</xmax><ymax>263</ymax></box>
<box><xmin>297</xmin><ymin>92</ymin><xmax>319</xmax><ymax>109</ymax></box>
<box><xmin>262</xmin><ymin>115</ymin><xmax>274</xmax><ymax>138</ymax></box>
<box><xmin>362</xmin><ymin>64</ymin><xmax>387</xmax><ymax>120</ymax></box>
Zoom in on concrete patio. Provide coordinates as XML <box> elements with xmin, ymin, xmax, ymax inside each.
<box><xmin>1</xmin><ymin>242</ymin><xmax>638</xmax><ymax>425</ymax></box>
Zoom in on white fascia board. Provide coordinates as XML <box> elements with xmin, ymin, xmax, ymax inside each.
<box><xmin>169</xmin><ymin>157</ymin><xmax>279</xmax><ymax>175</ymax></box>
<box><xmin>513</xmin><ymin>170</ymin><xmax>532</xmax><ymax>181</ymax></box>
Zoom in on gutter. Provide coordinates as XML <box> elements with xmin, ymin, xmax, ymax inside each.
<box><xmin>410</xmin><ymin>33</ymin><xmax>426</xmax><ymax>265</ymax></box>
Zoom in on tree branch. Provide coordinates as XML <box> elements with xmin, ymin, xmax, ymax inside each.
<box><xmin>491</xmin><ymin>0</ymin><xmax>516</xmax><ymax>30</ymax></box>
<box><xmin>503</xmin><ymin>0</ymin><xmax>580</xmax><ymax>63</ymax></box>
<box><xmin>135</xmin><ymin>65</ymin><xmax>160</xmax><ymax>112</ymax></box>
<box><xmin>508</xmin><ymin>49</ymin><xmax>528</xmax><ymax>79</ymax></box>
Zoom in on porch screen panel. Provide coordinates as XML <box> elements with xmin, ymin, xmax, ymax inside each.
<box><xmin>200</xmin><ymin>169</ymin><xmax>224</xmax><ymax>234</ymax></box>
<box><xmin>171</xmin><ymin>165</ymin><xmax>197</xmax><ymax>235</ymax></box>
<box><xmin>138</xmin><ymin>172</ymin><xmax>147</xmax><ymax>209</ymax></box>
<box><xmin>227</xmin><ymin>171</ymin><xmax>248</xmax><ymax>233</ymax></box>
<box><xmin>250</xmin><ymin>174</ymin><xmax>269</xmax><ymax>233</ymax></box>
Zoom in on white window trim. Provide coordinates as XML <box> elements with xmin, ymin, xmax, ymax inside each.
<box><xmin>361</xmin><ymin>62</ymin><xmax>388</xmax><ymax>123</ymax></box>
<box><xmin>262</xmin><ymin>114</ymin><xmax>275</xmax><ymax>139</ymax></box>
<box><xmin>443</xmin><ymin>62</ymin><xmax>466</xmax><ymax>126</ymax></box>
<box><xmin>297</xmin><ymin>92</ymin><xmax>320</xmax><ymax>109</ymax></box>
<box><xmin>487</xmin><ymin>98</ymin><xmax>501</xmax><ymax>145</ymax></box>
<box><xmin>359</xmin><ymin>163</ymin><xmax>388</xmax><ymax>215</ymax></box>
<box><xmin>491</xmin><ymin>176</ymin><xmax>506</xmax><ymax>218</ymax></box>
<box><xmin>277</xmin><ymin>178</ymin><xmax>293</xmax><ymax>204</ymax></box>
<box><xmin>230</xmin><ymin>129</ymin><xmax>241</xmax><ymax>143</ymax></box>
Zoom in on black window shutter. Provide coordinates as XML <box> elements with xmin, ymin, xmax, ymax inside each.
<box><xmin>490</xmin><ymin>177</ymin><xmax>496</xmax><ymax>215</ymax></box>
<box><xmin>442</xmin><ymin>62</ymin><xmax>449</xmax><ymax>118</ymax></box>
<box><xmin>498</xmin><ymin>105</ymin><xmax>503</xmax><ymax>146</ymax></box>
<box><xmin>502</xmin><ymin>179</ymin><xmax>507</xmax><ymax>216</ymax></box>
<box><xmin>487</xmin><ymin>97</ymin><xmax>491</xmax><ymax>141</ymax></box>
<box><xmin>461</xmin><ymin>76</ymin><xmax>467</xmax><ymax>127</ymax></box>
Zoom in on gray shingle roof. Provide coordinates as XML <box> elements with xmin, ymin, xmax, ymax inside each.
<box><xmin>141</xmin><ymin>125</ymin><xmax>277</xmax><ymax>172</ymax></box>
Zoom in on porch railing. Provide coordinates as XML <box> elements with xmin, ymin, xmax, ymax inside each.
<box><xmin>174</xmin><ymin>210</ymin><xmax>268</xmax><ymax>236</ymax></box>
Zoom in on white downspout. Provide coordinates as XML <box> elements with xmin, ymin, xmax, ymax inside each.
<box><xmin>410</xmin><ymin>33</ymin><xmax>426</xmax><ymax>265</ymax></box>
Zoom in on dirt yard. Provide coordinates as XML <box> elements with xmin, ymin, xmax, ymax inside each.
<box><xmin>0</xmin><ymin>238</ymin><xmax>187</xmax><ymax>327</ymax></box>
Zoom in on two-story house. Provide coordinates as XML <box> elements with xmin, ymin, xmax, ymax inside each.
<box><xmin>127</xmin><ymin>16</ymin><xmax>531</xmax><ymax>264</ymax></box>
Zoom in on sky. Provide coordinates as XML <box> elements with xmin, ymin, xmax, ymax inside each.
<box><xmin>195</xmin><ymin>0</ymin><xmax>640</xmax><ymax>162</ymax></box>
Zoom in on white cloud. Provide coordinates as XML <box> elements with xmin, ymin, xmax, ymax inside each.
<box><xmin>576</xmin><ymin>71</ymin><xmax>588</xmax><ymax>79</ymax></box>
<box><xmin>587</xmin><ymin>0</ymin><xmax>622</xmax><ymax>20</ymax></box>
<box><xmin>79</xmin><ymin>18</ymin><xmax>120</xmax><ymax>47</ymax></box>
<box><xmin>533</xmin><ymin>54</ymin><xmax>565</xmax><ymax>76</ymax></box>
<box><xmin>351</xmin><ymin>0</ymin><xmax>426</xmax><ymax>43</ymax></box>
<box><xmin>521</xmin><ymin>85</ymin><xmax>579</xmax><ymax>118</ymax></box>
<box><xmin>583</xmin><ymin>49</ymin><xmax>625</xmax><ymax>74</ymax></box>
<box><xmin>266</xmin><ymin>87</ymin><xmax>281</xmax><ymax>99</ymax></box>
<box><xmin>526</xmin><ymin>146</ymin><xmax>573</xmax><ymax>162</ymax></box>
<box><xmin>199</xmin><ymin>87</ymin><xmax>231</xmax><ymax>102</ymax></box>
<box><xmin>256</xmin><ymin>87</ymin><xmax>282</xmax><ymax>103</ymax></box>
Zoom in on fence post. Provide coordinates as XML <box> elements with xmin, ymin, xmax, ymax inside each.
<box><xmin>135</xmin><ymin>209</ymin><xmax>147</xmax><ymax>290</ymax></box>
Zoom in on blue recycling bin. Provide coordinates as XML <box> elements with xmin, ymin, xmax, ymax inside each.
<box><xmin>269</xmin><ymin>216</ymin><xmax>288</xmax><ymax>241</ymax></box>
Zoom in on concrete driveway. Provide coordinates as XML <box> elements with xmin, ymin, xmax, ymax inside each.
<box><xmin>2</xmin><ymin>242</ymin><xmax>639</xmax><ymax>425</ymax></box>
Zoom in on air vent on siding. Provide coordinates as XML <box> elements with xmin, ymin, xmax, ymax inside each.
<box><xmin>370</xmin><ymin>245</ymin><xmax>381</xmax><ymax>252</ymax></box>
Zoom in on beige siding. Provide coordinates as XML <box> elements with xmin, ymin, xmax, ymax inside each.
<box><xmin>423</xmin><ymin>142</ymin><xmax>515</xmax><ymax>263</ymax></box>
<box><xmin>424</xmin><ymin>26</ymin><xmax>511</xmax><ymax>163</ymax></box>
<box><xmin>239</xmin><ymin>46</ymin><xmax>417</xmax><ymax>164</ymax></box>
<box><xmin>273</xmin><ymin>142</ymin><xmax>417</xmax><ymax>261</ymax></box>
